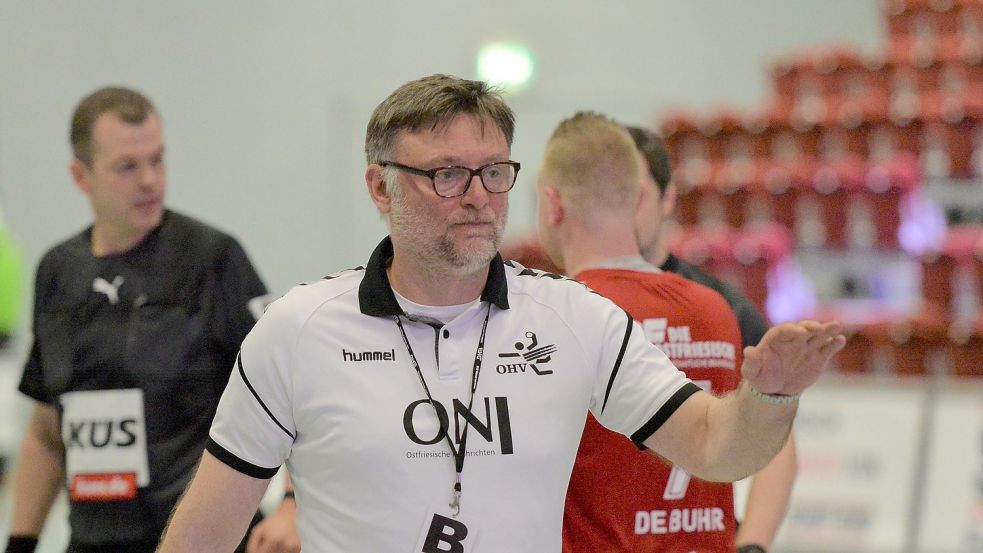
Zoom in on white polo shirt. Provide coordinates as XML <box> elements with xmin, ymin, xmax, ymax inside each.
<box><xmin>208</xmin><ymin>237</ymin><xmax>698</xmax><ymax>552</ymax></box>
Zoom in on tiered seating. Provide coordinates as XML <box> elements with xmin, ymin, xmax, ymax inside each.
<box><xmin>669</xmin><ymin>223</ymin><xmax>794</xmax><ymax>316</ymax></box>
<box><xmin>851</xmin><ymin>226</ymin><xmax>983</xmax><ymax>375</ymax></box>
<box><xmin>656</xmin><ymin>0</ymin><xmax>983</xmax><ymax>376</ymax></box>
<box><xmin>947</xmin><ymin>313</ymin><xmax>983</xmax><ymax>376</ymax></box>
<box><xmin>662</xmin><ymin>110</ymin><xmax>922</xmax><ymax>252</ymax></box>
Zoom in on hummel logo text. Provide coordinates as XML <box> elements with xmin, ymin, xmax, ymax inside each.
<box><xmin>342</xmin><ymin>348</ymin><xmax>396</xmax><ymax>362</ymax></box>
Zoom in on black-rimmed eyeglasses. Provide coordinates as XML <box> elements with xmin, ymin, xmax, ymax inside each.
<box><xmin>380</xmin><ymin>160</ymin><xmax>521</xmax><ymax>198</ymax></box>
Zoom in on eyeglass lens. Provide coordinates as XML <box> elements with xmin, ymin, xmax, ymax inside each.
<box><xmin>433</xmin><ymin>163</ymin><xmax>516</xmax><ymax>196</ymax></box>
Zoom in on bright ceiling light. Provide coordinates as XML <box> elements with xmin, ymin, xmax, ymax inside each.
<box><xmin>476</xmin><ymin>43</ymin><xmax>535</xmax><ymax>91</ymax></box>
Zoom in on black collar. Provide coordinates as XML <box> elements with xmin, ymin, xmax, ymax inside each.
<box><xmin>659</xmin><ymin>252</ymin><xmax>681</xmax><ymax>273</ymax></box>
<box><xmin>358</xmin><ymin>236</ymin><xmax>510</xmax><ymax>317</ymax></box>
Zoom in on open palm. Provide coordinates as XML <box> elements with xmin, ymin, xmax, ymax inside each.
<box><xmin>741</xmin><ymin>320</ymin><xmax>846</xmax><ymax>395</ymax></box>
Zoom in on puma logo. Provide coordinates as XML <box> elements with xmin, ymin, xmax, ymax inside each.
<box><xmin>93</xmin><ymin>276</ymin><xmax>125</xmax><ymax>305</ymax></box>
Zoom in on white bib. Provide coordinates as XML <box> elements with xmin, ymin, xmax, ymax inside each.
<box><xmin>60</xmin><ymin>389</ymin><xmax>150</xmax><ymax>501</ymax></box>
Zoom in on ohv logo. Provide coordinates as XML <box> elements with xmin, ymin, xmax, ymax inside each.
<box><xmin>496</xmin><ymin>331</ymin><xmax>556</xmax><ymax>375</ymax></box>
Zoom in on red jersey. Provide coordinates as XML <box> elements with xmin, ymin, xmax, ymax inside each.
<box><xmin>564</xmin><ymin>267</ymin><xmax>743</xmax><ymax>553</ymax></box>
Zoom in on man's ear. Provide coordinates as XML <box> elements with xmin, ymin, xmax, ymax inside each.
<box><xmin>635</xmin><ymin>181</ymin><xmax>649</xmax><ymax>215</ymax></box>
<box><xmin>70</xmin><ymin>159</ymin><xmax>90</xmax><ymax>195</ymax></box>
<box><xmin>662</xmin><ymin>181</ymin><xmax>678</xmax><ymax>219</ymax></box>
<box><xmin>366</xmin><ymin>164</ymin><xmax>392</xmax><ymax>214</ymax></box>
<box><xmin>542</xmin><ymin>185</ymin><xmax>565</xmax><ymax>226</ymax></box>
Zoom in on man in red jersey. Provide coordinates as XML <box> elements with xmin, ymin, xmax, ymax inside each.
<box><xmin>536</xmin><ymin>111</ymin><xmax>767</xmax><ymax>553</ymax></box>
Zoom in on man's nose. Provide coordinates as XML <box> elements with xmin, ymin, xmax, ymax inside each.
<box><xmin>461</xmin><ymin>174</ymin><xmax>490</xmax><ymax>206</ymax></box>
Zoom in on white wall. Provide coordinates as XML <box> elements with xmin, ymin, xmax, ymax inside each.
<box><xmin>0</xmin><ymin>0</ymin><xmax>883</xmax><ymax>300</ymax></box>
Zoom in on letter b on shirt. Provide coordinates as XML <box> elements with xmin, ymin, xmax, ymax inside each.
<box><xmin>422</xmin><ymin>514</ymin><xmax>469</xmax><ymax>553</ymax></box>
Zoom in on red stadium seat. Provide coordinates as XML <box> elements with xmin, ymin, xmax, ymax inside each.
<box><xmin>865</xmin><ymin>304</ymin><xmax>950</xmax><ymax>375</ymax></box>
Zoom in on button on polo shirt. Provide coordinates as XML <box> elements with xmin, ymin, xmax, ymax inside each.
<box><xmin>392</xmin><ymin>291</ymin><xmax>484</xmax><ymax>381</ymax></box>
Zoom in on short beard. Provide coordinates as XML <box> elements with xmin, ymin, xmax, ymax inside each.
<box><xmin>389</xmin><ymin>184</ymin><xmax>505</xmax><ymax>274</ymax></box>
<box><xmin>438</xmin><ymin>218</ymin><xmax>505</xmax><ymax>271</ymax></box>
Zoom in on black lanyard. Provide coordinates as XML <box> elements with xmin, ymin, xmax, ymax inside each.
<box><xmin>394</xmin><ymin>303</ymin><xmax>491</xmax><ymax>517</ymax></box>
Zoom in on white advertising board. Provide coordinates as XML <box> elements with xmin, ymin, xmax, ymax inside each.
<box><xmin>917</xmin><ymin>380</ymin><xmax>983</xmax><ymax>553</ymax></box>
<box><xmin>774</xmin><ymin>379</ymin><xmax>924</xmax><ymax>553</ymax></box>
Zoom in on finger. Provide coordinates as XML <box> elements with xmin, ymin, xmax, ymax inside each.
<box><xmin>777</xmin><ymin>330</ymin><xmax>808</xmax><ymax>348</ymax></box>
<box><xmin>820</xmin><ymin>334</ymin><xmax>847</xmax><ymax>357</ymax></box>
<box><xmin>741</xmin><ymin>345</ymin><xmax>762</xmax><ymax>380</ymax></box>
<box><xmin>811</xmin><ymin>322</ymin><xmax>844</xmax><ymax>348</ymax></box>
<box><xmin>797</xmin><ymin>320</ymin><xmax>842</xmax><ymax>338</ymax></box>
<box><xmin>803</xmin><ymin>323</ymin><xmax>843</xmax><ymax>347</ymax></box>
<box><xmin>246</xmin><ymin>533</ymin><xmax>266</xmax><ymax>553</ymax></box>
<box><xmin>762</xmin><ymin>322</ymin><xmax>805</xmax><ymax>349</ymax></box>
<box><xmin>806</xmin><ymin>330</ymin><xmax>834</xmax><ymax>348</ymax></box>
<box><xmin>817</xmin><ymin>320</ymin><xmax>844</xmax><ymax>339</ymax></box>
<box><xmin>797</xmin><ymin>319</ymin><xmax>825</xmax><ymax>333</ymax></box>
<box><xmin>799</xmin><ymin>338</ymin><xmax>842</xmax><ymax>374</ymax></box>
<box><xmin>783</xmin><ymin>321</ymin><xmax>812</xmax><ymax>338</ymax></box>
<box><xmin>819</xmin><ymin>332</ymin><xmax>846</xmax><ymax>347</ymax></box>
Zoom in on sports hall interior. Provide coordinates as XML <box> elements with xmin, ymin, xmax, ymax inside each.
<box><xmin>0</xmin><ymin>1</ymin><xmax>980</xmax><ymax>551</ymax></box>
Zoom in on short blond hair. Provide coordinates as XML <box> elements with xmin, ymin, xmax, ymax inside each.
<box><xmin>540</xmin><ymin>111</ymin><xmax>639</xmax><ymax>213</ymax></box>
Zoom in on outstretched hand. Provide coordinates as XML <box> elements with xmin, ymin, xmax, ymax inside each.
<box><xmin>741</xmin><ymin>320</ymin><xmax>845</xmax><ymax>396</ymax></box>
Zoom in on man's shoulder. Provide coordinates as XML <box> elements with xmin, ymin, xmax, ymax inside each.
<box><xmin>664</xmin><ymin>255</ymin><xmax>767</xmax><ymax>346</ymax></box>
<box><xmin>154</xmin><ymin>211</ymin><xmax>261</xmax><ymax>278</ymax></box>
<box><xmin>653</xmin><ymin>273</ymin><xmax>740</xmax><ymax>332</ymax></box>
<box><xmin>37</xmin><ymin>229</ymin><xmax>90</xmax><ymax>274</ymax></box>
<box><xmin>264</xmin><ymin>267</ymin><xmax>365</xmax><ymax>320</ymax></box>
<box><xmin>160</xmin><ymin>210</ymin><xmax>237</xmax><ymax>247</ymax></box>
<box><xmin>667</xmin><ymin>257</ymin><xmax>748</xmax><ymax>305</ymax></box>
<box><xmin>503</xmin><ymin>260</ymin><xmax>627</xmax><ymax>323</ymax></box>
<box><xmin>503</xmin><ymin>260</ymin><xmax>588</xmax><ymax>297</ymax></box>
<box><xmin>656</xmin><ymin>270</ymin><xmax>732</xmax><ymax>306</ymax></box>
<box><xmin>579</xmin><ymin>267</ymin><xmax>731</xmax><ymax>318</ymax></box>
<box><xmin>665</xmin><ymin>256</ymin><xmax>720</xmax><ymax>286</ymax></box>
<box><xmin>43</xmin><ymin>227</ymin><xmax>88</xmax><ymax>254</ymax></box>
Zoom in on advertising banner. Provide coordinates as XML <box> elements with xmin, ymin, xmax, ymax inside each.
<box><xmin>917</xmin><ymin>380</ymin><xmax>983</xmax><ymax>553</ymax></box>
<box><xmin>774</xmin><ymin>379</ymin><xmax>924</xmax><ymax>553</ymax></box>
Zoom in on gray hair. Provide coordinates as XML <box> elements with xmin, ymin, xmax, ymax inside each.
<box><xmin>365</xmin><ymin>74</ymin><xmax>515</xmax><ymax>164</ymax></box>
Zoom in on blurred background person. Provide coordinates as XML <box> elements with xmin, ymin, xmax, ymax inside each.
<box><xmin>503</xmin><ymin>122</ymin><xmax>797</xmax><ymax>552</ymax></box>
<box><xmin>535</xmin><ymin>111</ymin><xmax>783</xmax><ymax>552</ymax></box>
<box><xmin>3</xmin><ymin>86</ymin><xmax>268</xmax><ymax>553</ymax></box>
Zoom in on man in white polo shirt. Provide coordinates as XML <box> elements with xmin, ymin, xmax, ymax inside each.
<box><xmin>157</xmin><ymin>74</ymin><xmax>844</xmax><ymax>553</ymax></box>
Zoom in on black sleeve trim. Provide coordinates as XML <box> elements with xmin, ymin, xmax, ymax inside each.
<box><xmin>17</xmin><ymin>375</ymin><xmax>52</xmax><ymax>405</ymax></box>
<box><xmin>600</xmin><ymin>310</ymin><xmax>634</xmax><ymax>413</ymax></box>
<box><xmin>630</xmin><ymin>382</ymin><xmax>702</xmax><ymax>449</ymax></box>
<box><xmin>206</xmin><ymin>438</ymin><xmax>280</xmax><ymax>479</ymax></box>
<box><xmin>4</xmin><ymin>535</ymin><xmax>39</xmax><ymax>553</ymax></box>
<box><xmin>237</xmin><ymin>355</ymin><xmax>296</xmax><ymax>440</ymax></box>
